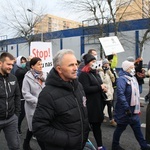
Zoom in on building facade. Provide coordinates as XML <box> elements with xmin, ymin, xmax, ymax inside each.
<box><xmin>34</xmin><ymin>14</ymin><xmax>82</xmax><ymax>34</ymax></box>
<box><xmin>116</xmin><ymin>0</ymin><xmax>150</xmax><ymax>21</ymax></box>
<box><xmin>0</xmin><ymin>18</ymin><xmax>149</xmax><ymax>68</ymax></box>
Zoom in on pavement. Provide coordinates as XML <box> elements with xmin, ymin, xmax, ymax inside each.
<box><xmin>0</xmin><ymin>78</ymin><xmax>149</xmax><ymax>150</ymax></box>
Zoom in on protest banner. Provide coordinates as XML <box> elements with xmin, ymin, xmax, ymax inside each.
<box><xmin>30</xmin><ymin>42</ymin><xmax>53</xmax><ymax>75</ymax></box>
<box><xmin>99</xmin><ymin>36</ymin><xmax>124</xmax><ymax>56</ymax></box>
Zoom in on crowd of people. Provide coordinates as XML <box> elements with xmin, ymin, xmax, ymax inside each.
<box><xmin>0</xmin><ymin>49</ymin><xmax>150</xmax><ymax>150</ymax></box>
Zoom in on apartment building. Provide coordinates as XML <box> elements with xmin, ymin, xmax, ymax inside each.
<box><xmin>34</xmin><ymin>14</ymin><xmax>82</xmax><ymax>34</ymax></box>
<box><xmin>116</xmin><ymin>0</ymin><xmax>150</xmax><ymax>21</ymax></box>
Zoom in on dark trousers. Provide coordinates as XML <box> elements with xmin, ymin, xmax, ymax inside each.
<box><xmin>103</xmin><ymin>100</ymin><xmax>113</xmax><ymax>120</ymax></box>
<box><xmin>25</xmin><ymin>129</ymin><xmax>45</xmax><ymax>150</ymax></box>
<box><xmin>90</xmin><ymin>122</ymin><xmax>102</xmax><ymax>147</ymax></box>
<box><xmin>18</xmin><ymin>100</ymin><xmax>25</xmax><ymax>132</ymax></box>
<box><xmin>112</xmin><ymin>116</ymin><xmax>148</xmax><ymax>149</ymax></box>
<box><xmin>112</xmin><ymin>88</ymin><xmax>117</xmax><ymax>111</ymax></box>
<box><xmin>0</xmin><ymin>114</ymin><xmax>20</xmax><ymax>150</ymax></box>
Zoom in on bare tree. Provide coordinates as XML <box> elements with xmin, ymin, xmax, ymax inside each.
<box><xmin>133</xmin><ymin>0</ymin><xmax>150</xmax><ymax>56</ymax></box>
<box><xmin>62</xmin><ymin>0</ymin><xmax>133</xmax><ymax>58</ymax></box>
<box><xmin>62</xmin><ymin>0</ymin><xmax>150</xmax><ymax>57</ymax></box>
<box><xmin>107</xmin><ymin>0</ymin><xmax>133</xmax><ymax>35</ymax></box>
<box><xmin>0</xmin><ymin>0</ymin><xmax>45</xmax><ymax>45</ymax></box>
<box><xmin>107</xmin><ymin>0</ymin><xmax>150</xmax><ymax>57</ymax></box>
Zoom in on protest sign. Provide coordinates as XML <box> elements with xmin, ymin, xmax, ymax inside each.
<box><xmin>30</xmin><ymin>42</ymin><xmax>53</xmax><ymax>74</ymax></box>
<box><xmin>99</xmin><ymin>36</ymin><xmax>124</xmax><ymax>56</ymax></box>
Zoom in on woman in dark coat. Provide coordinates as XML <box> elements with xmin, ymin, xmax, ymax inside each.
<box><xmin>78</xmin><ymin>54</ymin><xmax>107</xmax><ymax>150</ymax></box>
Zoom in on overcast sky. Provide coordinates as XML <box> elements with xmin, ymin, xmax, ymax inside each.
<box><xmin>0</xmin><ymin>0</ymin><xmax>84</xmax><ymax>38</ymax></box>
<box><xmin>32</xmin><ymin>0</ymin><xmax>83</xmax><ymax>22</ymax></box>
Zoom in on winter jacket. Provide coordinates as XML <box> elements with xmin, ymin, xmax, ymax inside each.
<box><xmin>110</xmin><ymin>55</ymin><xmax>118</xmax><ymax>69</ymax></box>
<box><xmin>77</xmin><ymin>61</ymin><xmax>85</xmax><ymax>76</ymax></box>
<box><xmin>22</xmin><ymin>70</ymin><xmax>45</xmax><ymax>131</ymax></box>
<box><xmin>78</xmin><ymin>70</ymin><xmax>104</xmax><ymax>123</ymax></box>
<box><xmin>0</xmin><ymin>73</ymin><xmax>21</xmax><ymax>120</ymax></box>
<box><xmin>32</xmin><ymin>68</ymin><xmax>89</xmax><ymax>150</ymax></box>
<box><xmin>15</xmin><ymin>56</ymin><xmax>29</xmax><ymax>99</ymax></box>
<box><xmin>99</xmin><ymin>68</ymin><xmax>114</xmax><ymax>100</ymax></box>
<box><xmin>114</xmin><ymin>69</ymin><xmax>139</xmax><ymax>124</ymax></box>
<box><xmin>110</xmin><ymin>55</ymin><xmax>118</xmax><ymax>88</ymax></box>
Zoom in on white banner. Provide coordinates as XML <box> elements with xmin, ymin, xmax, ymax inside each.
<box><xmin>30</xmin><ymin>42</ymin><xmax>53</xmax><ymax>74</ymax></box>
<box><xmin>99</xmin><ymin>36</ymin><xmax>124</xmax><ymax>56</ymax></box>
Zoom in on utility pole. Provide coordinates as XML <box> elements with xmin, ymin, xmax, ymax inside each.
<box><xmin>27</xmin><ymin>9</ymin><xmax>44</xmax><ymax>42</ymax></box>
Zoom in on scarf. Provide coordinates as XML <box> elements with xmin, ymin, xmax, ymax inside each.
<box><xmin>82</xmin><ymin>65</ymin><xmax>91</xmax><ymax>73</ymax></box>
<box><xmin>124</xmin><ymin>75</ymin><xmax>140</xmax><ymax>114</ymax></box>
<box><xmin>31</xmin><ymin>69</ymin><xmax>45</xmax><ymax>83</ymax></box>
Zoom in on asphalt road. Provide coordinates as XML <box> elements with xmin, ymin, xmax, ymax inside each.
<box><xmin>0</xmin><ymin>78</ymin><xmax>149</xmax><ymax>150</ymax></box>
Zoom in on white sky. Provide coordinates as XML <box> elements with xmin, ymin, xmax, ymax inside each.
<box><xmin>37</xmin><ymin>0</ymin><xmax>84</xmax><ymax>21</ymax></box>
<box><xmin>0</xmin><ymin>0</ymin><xmax>84</xmax><ymax>38</ymax></box>
<box><xmin>0</xmin><ymin>0</ymin><xmax>81</xmax><ymax>21</ymax></box>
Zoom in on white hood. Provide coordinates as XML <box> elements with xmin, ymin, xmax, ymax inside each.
<box><xmin>16</xmin><ymin>56</ymin><xmax>23</xmax><ymax>67</ymax></box>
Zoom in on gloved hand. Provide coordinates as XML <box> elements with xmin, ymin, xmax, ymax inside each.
<box><xmin>125</xmin><ymin>109</ymin><xmax>132</xmax><ymax>117</ymax></box>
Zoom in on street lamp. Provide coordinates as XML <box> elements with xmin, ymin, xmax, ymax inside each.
<box><xmin>27</xmin><ymin>9</ymin><xmax>44</xmax><ymax>41</ymax></box>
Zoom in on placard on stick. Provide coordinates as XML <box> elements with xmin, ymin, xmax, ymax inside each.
<box><xmin>99</xmin><ymin>36</ymin><xmax>124</xmax><ymax>56</ymax></box>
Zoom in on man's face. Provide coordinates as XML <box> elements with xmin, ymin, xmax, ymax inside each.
<box><xmin>0</xmin><ymin>57</ymin><xmax>14</xmax><ymax>75</ymax></box>
<box><xmin>56</xmin><ymin>53</ymin><xmax>78</xmax><ymax>81</ymax></box>
<box><xmin>91</xmin><ymin>50</ymin><xmax>97</xmax><ymax>57</ymax></box>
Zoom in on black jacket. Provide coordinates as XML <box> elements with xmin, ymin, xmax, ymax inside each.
<box><xmin>15</xmin><ymin>66</ymin><xmax>29</xmax><ymax>99</ymax></box>
<box><xmin>78</xmin><ymin>70</ymin><xmax>104</xmax><ymax>123</ymax></box>
<box><xmin>32</xmin><ymin>68</ymin><xmax>89</xmax><ymax>150</ymax></box>
<box><xmin>0</xmin><ymin>73</ymin><xmax>21</xmax><ymax>120</ymax></box>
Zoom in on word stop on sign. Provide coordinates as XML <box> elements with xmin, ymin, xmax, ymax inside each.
<box><xmin>32</xmin><ymin>48</ymin><xmax>50</xmax><ymax>60</ymax></box>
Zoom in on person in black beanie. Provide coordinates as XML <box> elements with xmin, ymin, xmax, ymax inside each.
<box><xmin>79</xmin><ymin>53</ymin><xmax>107</xmax><ymax>150</ymax></box>
<box><xmin>77</xmin><ymin>49</ymin><xmax>97</xmax><ymax>76</ymax></box>
<box><xmin>83</xmin><ymin>53</ymin><xmax>96</xmax><ymax>65</ymax></box>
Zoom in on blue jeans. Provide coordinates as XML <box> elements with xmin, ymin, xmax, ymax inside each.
<box><xmin>0</xmin><ymin>114</ymin><xmax>20</xmax><ymax>150</ymax></box>
<box><xmin>139</xmin><ymin>84</ymin><xmax>143</xmax><ymax>94</ymax></box>
<box><xmin>112</xmin><ymin>115</ymin><xmax>148</xmax><ymax>149</ymax></box>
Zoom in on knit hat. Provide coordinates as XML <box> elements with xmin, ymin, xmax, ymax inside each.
<box><xmin>83</xmin><ymin>54</ymin><xmax>96</xmax><ymax>65</ymax></box>
<box><xmin>127</xmin><ymin>56</ymin><xmax>135</xmax><ymax>62</ymax></box>
<box><xmin>122</xmin><ymin>60</ymin><xmax>134</xmax><ymax>71</ymax></box>
<box><xmin>102</xmin><ymin>59</ymin><xmax>109</xmax><ymax>66</ymax></box>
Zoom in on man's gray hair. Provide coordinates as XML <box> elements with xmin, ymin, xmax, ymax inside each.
<box><xmin>53</xmin><ymin>49</ymin><xmax>75</xmax><ymax>69</ymax></box>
